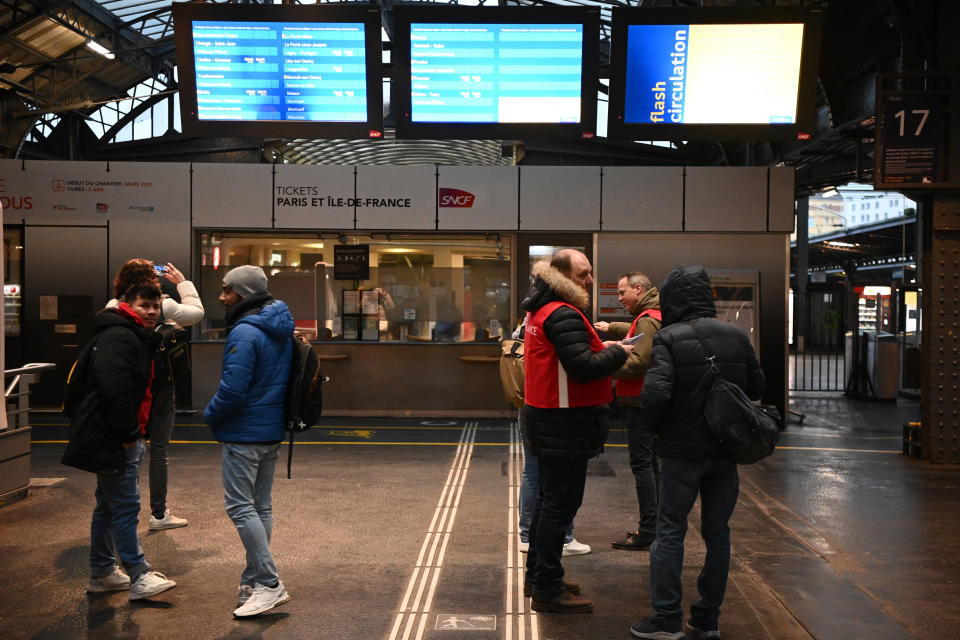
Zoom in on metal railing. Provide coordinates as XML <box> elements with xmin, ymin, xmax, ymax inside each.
<box><xmin>4</xmin><ymin>363</ymin><xmax>57</xmax><ymax>431</ymax></box>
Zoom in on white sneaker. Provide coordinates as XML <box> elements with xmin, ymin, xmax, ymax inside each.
<box><xmin>519</xmin><ymin>540</ymin><xmax>529</xmax><ymax>553</ymax></box>
<box><xmin>233</xmin><ymin>581</ymin><xmax>291</xmax><ymax>617</ymax></box>
<box><xmin>562</xmin><ymin>538</ymin><xmax>592</xmax><ymax>556</ymax></box>
<box><xmin>237</xmin><ymin>584</ymin><xmax>254</xmax><ymax>607</ymax></box>
<box><xmin>149</xmin><ymin>510</ymin><xmax>188</xmax><ymax>531</ymax></box>
<box><xmin>129</xmin><ymin>571</ymin><xmax>176</xmax><ymax>600</ymax></box>
<box><xmin>86</xmin><ymin>569</ymin><xmax>130</xmax><ymax>593</ymax></box>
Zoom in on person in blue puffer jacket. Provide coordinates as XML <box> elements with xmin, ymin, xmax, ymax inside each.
<box><xmin>203</xmin><ymin>265</ymin><xmax>295</xmax><ymax>618</ymax></box>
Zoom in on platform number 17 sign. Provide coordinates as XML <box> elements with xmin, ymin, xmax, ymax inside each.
<box><xmin>878</xmin><ymin>93</ymin><xmax>940</xmax><ymax>186</ymax></box>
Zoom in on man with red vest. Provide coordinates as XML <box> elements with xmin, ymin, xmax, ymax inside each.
<box><xmin>595</xmin><ymin>272</ymin><xmax>662</xmax><ymax>551</ymax></box>
<box><xmin>522</xmin><ymin>249</ymin><xmax>633</xmax><ymax>614</ymax></box>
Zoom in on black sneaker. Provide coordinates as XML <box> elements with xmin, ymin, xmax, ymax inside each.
<box><xmin>687</xmin><ymin>618</ymin><xmax>722</xmax><ymax>639</ymax></box>
<box><xmin>531</xmin><ymin>590</ymin><xmax>593</xmax><ymax>614</ymax></box>
<box><xmin>629</xmin><ymin>616</ymin><xmax>684</xmax><ymax>639</ymax></box>
<box><xmin>612</xmin><ymin>531</ymin><xmax>655</xmax><ymax>550</ymax></box>
<box><xmin>524</xmin><ymin>578</ymin><xmax>581</xmax><ymax>598</ymax></box>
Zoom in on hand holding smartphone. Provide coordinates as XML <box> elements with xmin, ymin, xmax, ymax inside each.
<box><xmin>620</xmin><ymin>332</ymin><xmax>645</xmax><ymax>345</ymax></box>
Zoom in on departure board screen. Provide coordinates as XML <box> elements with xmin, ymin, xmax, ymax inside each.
<box><xmin>392</xmin><ymin>6</ymin><xmax>598</xmax><ymax>140</ymax></box>
<box><xmin>172</xmin><ymin>3</ymin><xmax>383</xmax><ymax>139</ymax></box>
<box><xmin>189</xmin><ymin>20</ymin><xmax>369</xmax><ymax>123</ymax></box>
<box><xmin>408</xmin><ymin>22</ymin><xmax>585</xmax><ymax>124</ymax></box>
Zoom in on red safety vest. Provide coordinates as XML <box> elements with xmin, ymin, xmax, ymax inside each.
<box><xmin>614</xmin><ymin>308</ymin><xmax>663</xmax><ymax>398</ymax></box>
<box><xmin>524</xmin><ymin>301</ymin><xmax>613</xmax><ymax>409</ymax></box>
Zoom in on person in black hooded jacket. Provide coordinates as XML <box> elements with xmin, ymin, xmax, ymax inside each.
<box><xmin>629</xmin><ymin>266</ymin><xmax>765</xmax><ymax>640</ymax></box>
<box><xmin>521</xmin><ymin>250</ymin><xmax>631</xmax><ymax>614</ymax></box>
<box><xmin>83</xmin><ymin>282</ymin><xmax>178</xmax><ymax>601</ymax></box>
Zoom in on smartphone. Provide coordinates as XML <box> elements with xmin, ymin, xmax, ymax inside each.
<box><xmin>153</xmin><ymin>265</ymin><xmax>168</xmax><ymax>274</ymax></box>
<box><xmin>620</xmin><ymin>332</ymin><xmax>645</xmax><ymax>345</ymax></box>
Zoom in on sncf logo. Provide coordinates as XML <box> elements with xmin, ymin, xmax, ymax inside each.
<box><xmin>439</xmin><ymin>188</ymin><xmax>475</xmax><ymax>208</ymax></box>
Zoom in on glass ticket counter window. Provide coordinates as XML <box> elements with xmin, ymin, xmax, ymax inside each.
<box><xmin>3</xmin><ymin>227</ymin><xmax>23</xmax><ymax>338</ymax></box>
<box><xmin>197</xmin><ymin>232</ymin><xmax>511</xmax><ymax>343</ymax></box>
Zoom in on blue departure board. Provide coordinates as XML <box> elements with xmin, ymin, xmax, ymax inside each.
<box><xmin>408</xmin><ymin>23</ymin><xmax>585</xmax><ymax>124</ymax></box>
<box><xmin>190</xmin><ymin>20</ymin><xmax>369</xmax><ymax>123</ymax></box>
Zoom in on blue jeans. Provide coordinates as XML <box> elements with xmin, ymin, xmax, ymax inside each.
<box><xmin>525</xmin><ymin>456</ymin><xmax>588</xmax><ymax>598</ymax></box>
<box><xmin>518</xmin><ymin>414</ymin><xmax>573</xmax><ymax>544</ymax></box>
<box><xmin>625</xmin><ymin>406</ymin><xmax>660</xmax><ymax>534</ymax></box>
<box><xmin>222</xmin><ymin>443</ymin><xmax>281</xmax><ymax>587</ymax></box>
<box><xmin>147</xmin><ymin>384</ymin><xmax>175</xmax><ymax>519</ymax></box>
<box><xmin>90</xmin><ymin>439</ymin><xmax>149</xmax><ymax>582</ymax></box>
<box><xmin>650</xmin><ymin>456</ymin><xmax>739</xmax><ymax>625</ymax></box>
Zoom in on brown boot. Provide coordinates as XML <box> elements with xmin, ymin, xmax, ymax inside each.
<box><xmin>531</xmin><ymin>590</ymin><xmax>593</xmax><ymax>613</ymax></box>
<box><xmin>524</xmin><ymin>578</ymin><xmax>581</xmax><ymax>598</ymax></box>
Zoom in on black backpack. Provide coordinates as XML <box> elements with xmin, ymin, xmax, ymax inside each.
<box><xmin>154</xmin><ymin>322</ymin><xmax>191</xmax><ymax>384</ymax></box>
<box><xmin>283</xmin><ymin>337</ymin><xmax>327</xmax><ymax>478</ymax></box>
<box><xmin>687</xmin><ymin>321</ymin><xmax>783</xmax><ymax>464</ymax></box>
<box><xmin>61</xmin><ymin>334</ymin><xmax>125</xmax><ymax>475</ymax></box>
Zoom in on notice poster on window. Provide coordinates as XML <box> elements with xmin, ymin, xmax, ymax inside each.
<box><xmin>623</xmin><ymin>23</ymin><xmax>803</xmax><ymax>125</ymax></box>
<box><xmin>712</xmin><ymin>284</ymin><xmax>758</xmax><ymax>353</ymax></box>
<box><xmin>343</xmin><ymin>316</ymin><xmax>358</xmax><ymax>340</ymax></box>
<box><xmin>361</xmin><ymin>290</ymin><xmax>379</xmax><ymax>315</ymax></box>
<box><xmin>342</xmin><ymin>290</ymin><xmax>360</xmax><ymax>315</ymax></box>
<box><xmin>597</xmin><ymin>282</ymin><xmax>622</xmax><ymax>317</ymax></box>
<box><xmin>361</xmin><ymin>316</ymin><xmax>380</xmax><ymax>341</ymax></box>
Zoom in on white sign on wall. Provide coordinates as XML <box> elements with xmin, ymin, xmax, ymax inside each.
<box><xmin>437</xmin><ymin>166</ymin><xmax>518</xmax><ymax>230</ymax></box>
<box><xmin>0</xmin><ymin>159</ymin><xmax>188</xmax><ymax>226</ymax></box>
<box><xmin>274</xmin><ymin>164</ymin><xmax>356</xmax><ymax>229</ymax></box>
<box><xmin>355</xmin><ymin>166</ymin><xmax>437</xmax><ymax>229</ymax></box>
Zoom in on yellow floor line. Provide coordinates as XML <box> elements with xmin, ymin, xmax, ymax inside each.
<box><xmin>32</xmin><ymin>423</ymin><xmax>471</xmax><ymax>430</ymax></box>
<box><xmin>30</xmin><ymin>441</ymin><xmax>897</xmax><ymax>453</ymax></box>
<box><xmin>775</xmin><ymin>446</ymin><xmax>899</xmax><ymax>454</ymax></box>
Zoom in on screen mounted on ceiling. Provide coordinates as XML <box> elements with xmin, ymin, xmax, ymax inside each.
<box><xmin>173</xmin><ymin>3</ymin><xmax>383</xmax><ymax>139</ymax></box>
<box><xmin>607</xmin><ymin>7</ymin><xmax>822</xmax><ymax>141</ymax></box>
<box><xmin>393</xmin><ymin>6</ymin><xmax>599</xmax><ymax>140</ymax></box>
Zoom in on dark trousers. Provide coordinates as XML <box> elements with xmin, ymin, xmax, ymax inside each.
<box><xmin>625</xmin><ymin>406</ymin><xmax>660</xmax><ymax>534</ymax></box>
<box><xmin>650</xmin><ymin>456</ymin><xmax>739</xmax><ymax>625</ymax></box>
<box><xmin>525</xmin><ymin>455</ymin><xmax>588</xmax><ymax>598</ymax></box>
<box><xmin>146</xmin><ymin>383</ymin><xmax>175</xmax><ymax>519</ymax></box>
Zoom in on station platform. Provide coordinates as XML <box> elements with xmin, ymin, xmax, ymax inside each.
<box><xmin>1</xmin><ymin>394</ymin><xmax>957</xmax><ymax>640</ymax></box>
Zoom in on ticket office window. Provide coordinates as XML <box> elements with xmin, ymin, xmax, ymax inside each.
<box><xmin>197</xmin><ymin>232</ymin><xmax>511</xmax><ymax>343</ymax></box>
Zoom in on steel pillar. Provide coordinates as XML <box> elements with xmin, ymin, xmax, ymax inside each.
<box><xmin>922</xmin><ymin>198</ymin><xmax>960</xmax><ymax>463</ymax></box>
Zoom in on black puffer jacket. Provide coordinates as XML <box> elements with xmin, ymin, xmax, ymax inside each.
<box><xmin>640</xmin><ymin>265</ymin><xmax>765</xmax><ymax>459</ymax></box>
<box><xmin>91</xmin><ymin>308</ymin><xmax>157</xmax><ymax>444</ymax></box>
<box><xmin>521</xmin><ymin>261</ymin><xmax>628</xmax><ymax>459</ymax></box>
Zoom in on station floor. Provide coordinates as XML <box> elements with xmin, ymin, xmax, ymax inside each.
<box><xmin>2</xmin><ymin>394</ymin><xmax>958</xmax><ymax>640</ymax></box>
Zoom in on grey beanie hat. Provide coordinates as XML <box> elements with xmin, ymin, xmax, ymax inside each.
<box><xmin>223</xmin><ymin>265</ymin><xmax>268</xmax><ymax>299</ymax></box>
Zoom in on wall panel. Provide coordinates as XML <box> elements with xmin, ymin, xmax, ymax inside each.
<box><xmin>602</xmin><ymin>167</ymin><xmax>683</xmax><ymax>231</ymax></box>
<box><xmin>769</xmin><ymin>166</ymin><xmax>797</xmax><ymax>232</ymax></box>
<box><xmin>192</xmin><ymin>163</ymin><xmax>272</xmax><ymax>228</ymax></box>
<box><xmin>274</xmin><ymin>164</ymin><xmax>356</xmax><ymax>229</ymax></box>
<box><xmin>685</xmin><ymin>166</ymin><xmax>769</xmax><ymax>231</ymax></box>
<box><xmin>437</xmin><ymin>166</ymin><xmax>518</xmax><ymax>230</ymax></box>
<box><xmin>355</xmin><ymin>166</ymin><xmax>436</xmax><ymax>229</ymax></box>
<box><xmin>520</xmin><ymin>167</ymin><xmax>601</xmax><ymax>230</ymax></box>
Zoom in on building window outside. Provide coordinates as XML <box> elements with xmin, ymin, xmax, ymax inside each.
<box><xmin>196</xmin><ymin>232</ymin><xmax>511</xmax><ymax>343</ymax></box>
